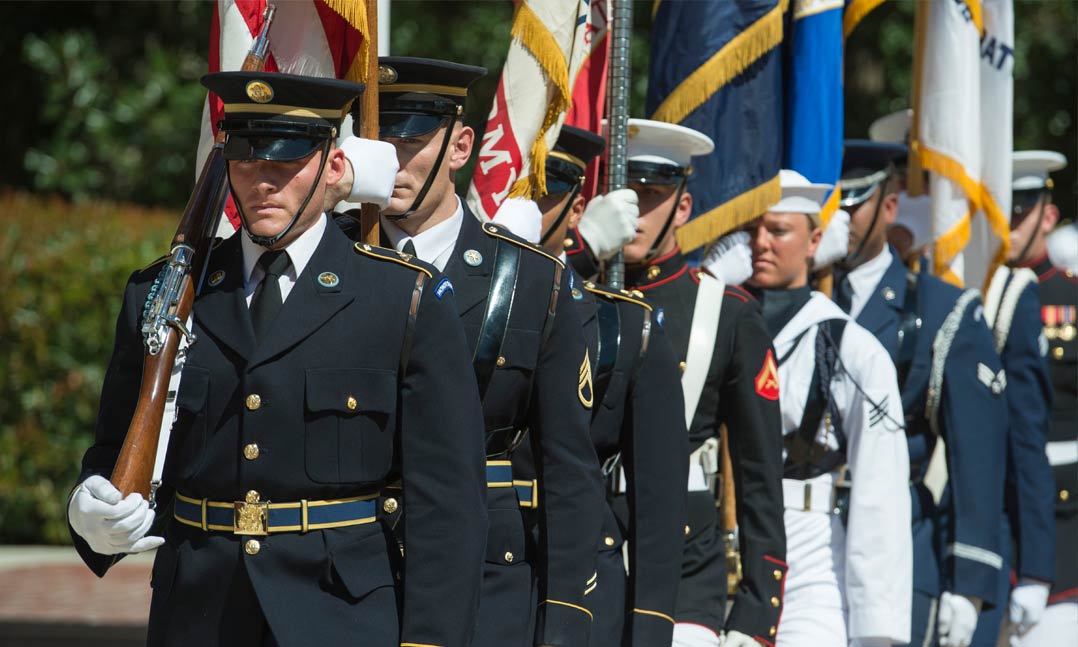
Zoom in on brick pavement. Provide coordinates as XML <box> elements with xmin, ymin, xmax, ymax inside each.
<box><xmin>0</xmin><ymin>546</ymin><xmax>151</xmax><ymax>647</ymax></box>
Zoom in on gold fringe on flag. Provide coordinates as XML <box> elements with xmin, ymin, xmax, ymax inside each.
<box><xmin>842</xmin><ymin>0</ymin><xmax>886</xmax><ymax>39</ymax></box>
<box><xmin>323</xmin><ymin>0</ymin><xmax>371</xmax><ymax>83</ymax></box>
<box><xmin>819</xmin><ymin>188</ymin><xmax>841</xmax><ymax>229</ymax></box>
<box><xmin>651</xmin><ymin>0</ymin><xmax>788</xmax><ymax>126</ymax></box>
<box><xmin>675</xmin><ymin>174</ymin><xmax>782</xmax><ymax>253</ymax></box>
<box><xmin>507</xmin><ymin>1</ymin><xmax>572</xmax><ymax>200</ymax></box>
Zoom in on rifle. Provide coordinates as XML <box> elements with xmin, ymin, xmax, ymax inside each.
<box><xmin>109</xmin><ymin>6</ymin><xmax>277</xmax><ymax>499</ymax></box>
<box><xmin>719</xmin><ymin>424</ymin><xmax>742</xmax><ymax>595</ymax></box>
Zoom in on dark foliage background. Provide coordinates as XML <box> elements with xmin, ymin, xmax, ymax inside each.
<box><xmin>0</xmin><ymin>0</ymin><xmax>1073</xmax><ymax>543</ymax></box>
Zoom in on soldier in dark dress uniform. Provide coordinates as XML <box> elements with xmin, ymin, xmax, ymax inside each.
<box><xmin>67</xmin><ymin>72</ymin><xmax>489</xmax><ymax>647</ymax></box>
<box><xmin>503</xmin><ymin>125</ymin><xmax>689</xmax><ymax>647</ymax></box>
<box><xmin>336</xmin><ymin>57</ymin><xmax>603</xmax><ymax>647</ymax></box>
<box><xmin>1008</xmin><ymin>151</ymin><xmax>1077</xmax><ymax>646</ymax></box>
<box><xmin>568</xmin><ymin>118</ymin><xmax>788</xmax><ymax>647</ymax></box>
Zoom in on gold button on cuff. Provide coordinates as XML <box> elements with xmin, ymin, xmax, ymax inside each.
<box><xmin>769</xmin><ymin>626</ymin><xmax>777</xmax><ymax>637</ymax></box>
<box><xmin>1053</xmin><ymin>347</ymin><xmax>1065</xmax><ymax>360</ymax></box>
<box><xmin>770</xmin><ymin>596</ymin><xmax>780</xmax><ymax>608</ymax></box>
<box><xmin>245</xmin><ymin>539</ymin><xmax>261</xmax><ymax>555</ymax></box>
<box><xmin>383</xmin><ymin>497</ymin><xmax>399</xmax><ymax>514</ymax></box>
<box><xmin>603</xmin><ymin>536</ymin><xmax>615</xmax><ymax>547</ymax></box>
<box><xmin>245</xmin><ymin>394</ymin><xmax>262</xmax><ymax>411</ymax></box>
<box><xmin>346</xmin><ymin>396</ymin><xmax>358</xmax><ymax>411</ymax></box>
<box><xmin>1061</xmin><ymin>489</ymin><xmax>1071</xmax><ymax>502</ymax></box>
<box><xmin>504</xmin><ymin>551</ymin><xmax>514</xmax><ymax>564</ymax></box>
<box><xmin>243</xmin><ymin>443</ymin><xmax>260</xmax><ymax>460</ymax></box>
<box><xmin>496</xmin><ymin>356</ymin><xmax>507</xmax><ymax>367</ymax></box>
<box><xmin>773</xmin><ymin>569</ymin><xmax>782</xmax><ymax>581</ymax></box>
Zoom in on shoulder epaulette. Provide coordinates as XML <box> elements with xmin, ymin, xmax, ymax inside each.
<box><xmin>582</xmin><ymin>281</ymin><xmax>654</xmax><ymax>312</ymax></box>
<box><xmin>353</xmin><ymin>242</ymin><xmax>433</xmax><ymax>278</ymax></box>
<box><xmin>481</xmin><ymin>222</ymin><xmax>565</xmax><ymax>268</ymax></box>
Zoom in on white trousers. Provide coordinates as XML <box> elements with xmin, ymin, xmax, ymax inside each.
<box><xmin>1015</xmin><ymin>601</ymin><xmax>1078</xmax><ymax>646</ymax></box>
<box><xmin>776</xmin><ymin>507</ymin><xmax>848</xmax><ymax>647</ymax></box>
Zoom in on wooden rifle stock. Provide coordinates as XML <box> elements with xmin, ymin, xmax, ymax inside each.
<box><xmin>720</xmin><ymin>424</ymin><xmax>742</xmax><ymax>594</ymax></box>
<box><xmin>110</xmin><ymin>6</ymin><xmax>276</xmax><ymax>498</ymax></box>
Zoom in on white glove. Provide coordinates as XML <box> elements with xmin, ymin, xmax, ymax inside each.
<box><xmin>1008</xmin><ymin>578</ymin><xmax>1050</xmax><ymax>636</ymax></box>
<box><xmin>672</xmin><ymin>622</ymin><xmax>721</xmax><ymax>647</ymax></box>
<box><xmin>813</xmin><ymin>209</ymin><xmax>850</xmax><ymax>268</ymax></box>
<box><xmin>937</xmin><ymin>592</ymin><xmax>981</xmax><ymax>647</ymax></box>
<box><xmin>491</xmin><ymin>197</ymin><xmax>543</xmax><ymax>244</ymax></box>
<box><xmin>722</xmin><ymin>629</ymin><xmax>758</xmax><ymax>647</ymax></box>
<box><xmin>703</xmin><ymin>232</ymin><xmax>753</xmax><ymax>285</ymax></box>
<box><xmin>576</xmin><ymin>189</ymin><xmax>640</xmax><ymax>261</ymax></box>
<box><xmin>68</xmin><ymin>475</ymin><xmax>163</xmax><ymax>556</ymax></box>
<box><xmin>337</xmin><ymin>136</ymin><xmax>399</xmax><ymax>209</ymax></box>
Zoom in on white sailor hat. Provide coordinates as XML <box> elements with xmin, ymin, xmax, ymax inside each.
<box><xmin>1012</xmin><ymin>150</ymin><xmax>1067</xmax><ymax>191</ymax></box>
<box><xmin>868</xmin><ymin>108</ymin><xmax>912</xmax><ymax>144</ymax></box>
<box><xmin>768</xmin><ymin>170</ymin><xmax>832</xmax><ymax>225</ymax></box>
<box><xmin>604</xmin><ymin>118</ymin><xmax>714</xmax><ymax>185</ymax></box>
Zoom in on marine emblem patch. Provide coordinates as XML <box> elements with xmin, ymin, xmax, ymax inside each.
<box><xmin>754</xmin><ymin>349</ymin><xmax>780</xmax><ymax>401</ymax></box>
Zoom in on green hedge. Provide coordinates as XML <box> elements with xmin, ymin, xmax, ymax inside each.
<box><xmin>0</xmin><ymin>192</ymin><xmax>175</xmax><ymax>543</ymax></box>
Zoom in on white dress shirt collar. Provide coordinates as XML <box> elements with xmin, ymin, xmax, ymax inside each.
<box><xmin>847</xmin><ymin>246</ymin><xmax>894</xmax><ymax>319</ymax></box>
<box><xmin>241</xmin><ymin>212</ymin><xmax>327</xmax><ymax>287</ymax></box>
<box><xmin>380</xmin><ymin>196</ymin><xmax>464</xmax><ymax>272</ymax></box>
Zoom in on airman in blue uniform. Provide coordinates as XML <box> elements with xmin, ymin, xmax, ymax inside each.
<box><xmin>834</xmin><ymin>140</ymin><xmax>1009</xmax><ymax>647</ymax></box>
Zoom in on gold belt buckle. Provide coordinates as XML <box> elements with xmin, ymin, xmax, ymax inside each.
<box><xmin>234</xmin><ymin>490</ymin><xmax>269</xmax><ymax>536</ymax></box>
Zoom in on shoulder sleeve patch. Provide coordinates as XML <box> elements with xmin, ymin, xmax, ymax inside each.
<box><xmin>481</xmin><ymin>222</ymin><xmax>565</xmax><ymax>268</ymax></box>
<box><xmin>582</xmin><ymin>281</ymin><xmax>654</xmax><ymax>311</ymax></box>
<box><xmin>754</xmin><ymin>349</ymin><xmax>780</xmax><ymax>401</ymax></box>
<box><xmin>353</xmin><ymin>242</ymin><xmax>433</xmax><ymax>278</ymax></box>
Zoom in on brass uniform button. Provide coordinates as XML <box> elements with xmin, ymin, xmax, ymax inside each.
<box><xmin>1067</xmin><ymin>270</ymin><xmax>1075</xmax><ymax>278</ymax></box>
<box><xmin>604</xmin><ymin>536</ymin><xmax>615</xmax><ymax>547</ymax></box>
<box><xmin>563</xmin><ymin>237</ymin><xmax>574</xmax><ymax>249</ymax></box>
<box><xmin>771</xmin><ymin>596</ymin><xmax>780</xmax><ymax>608</ymax></box>
<box><xmin>496</xmin><ymin>356</ymin><xmax>507</xmax><ymax>367</ymax></box>
<box><xmin>1053</xmin><ymin>347</ymin><xmax>1065</xmax><ymax>360</ymax></box>
<box><xmin>646</xmin><ymin>265</ymin><xmax>661</xmax><ymax>280</ymax></box>
<box><xmin>684</xmin><ymin>525</ymin><xmax>691</xmax><ymax>536</ymax></box>
<box><xmin>773</xmin><ymin>569</ymin><xmax>782</xmax><ymax>581</ymax></box>
<box><xmin>245</xmin><ymin>394</ymin><xmax>262</xmax><ymax>411</ymax></box>
<box><xmin>245</xmin><ymin>539</ymin><xmax>261</xmax><ymax>555</ymax></box>
<box><xmin>504</xmin><ymin>551</ymin><xmax>514</xmax><ymax>564</ymax></box>
<box><xmin>679</xmin><ymin>361</ymin><xmax>687</xmax><ymax>374</ymax></box>
<box><xmin>243</xmin><ymin>443</ymin><xmax>260</xmax><ymax>460</ymax></box>
<box><xmin>1061</xmin><ymin>489</ymin><xmax>1071</xmax><ymax>502</ymax></box>
<box><xmin>383</xmin><ymin>498</ymin><xmax>399</xmax><ymax>514</ymax></box>
<box><xmin>769</xmin><ymin>626</ymin><xmax>777</xmax><ymax>637</ymax></box>
<box><xmin>346</xmin><ymin>395</ymin><xmax>358</xmax><ymax>411</ymax></box>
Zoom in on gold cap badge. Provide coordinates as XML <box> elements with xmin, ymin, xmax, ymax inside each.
<box><xmin>378</xmin><ymin>64</ymin><xmax>398</xmax><ymax>84</ymax></box>
<box><xmin>245</xmin><ymin>80</ymin><xmax>274</xmax><ymax>104</ymax></box>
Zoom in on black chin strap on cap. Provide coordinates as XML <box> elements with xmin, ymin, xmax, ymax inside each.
<box><xmin>230</xmin><ymin>140</ymin><xmax>333</xmax><ymax>248</ymax></box>
<box><xmin>539</xmin><ymin>184</ymin><xmax>582</xmax><ymax>247</ymax></box>
<box><xmin>843</xmin><ymin>169</ymin><xmax>892</xmax><ymax>268</ymax></box>
<box><xmin>645</xmin><ymin>178</ymin><xmax>688</xmax><ymax>262</ymax></box>
<box><xmin>1012</xmin><ymin>192</ymin><xmax>1048</xmax><ymax>266</ymax></box>
<box><xmin>385</xmin><ymin>114</ymin><xmax>459</xmax><ymax>222</ymax></box>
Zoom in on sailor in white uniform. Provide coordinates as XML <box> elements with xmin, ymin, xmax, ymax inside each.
<box><xmin>742</xmin><ymin>171</ymin><xmax>913</xmax><ymax>647</ymax></box>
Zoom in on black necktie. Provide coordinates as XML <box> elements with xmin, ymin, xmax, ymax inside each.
<box><xmin>834</xmin><ymin>275</ymin><xmax>853</xmax><ymax>313</ymax></box>
<box><xmin>401</xmin><ymin>239</ymin><xmax>417</xmax><ymax>257</ymax></box>
<box><xmin>250</xmin><ymin>250</ymin><xmax>291</xmax><ymax>341</ymax></box>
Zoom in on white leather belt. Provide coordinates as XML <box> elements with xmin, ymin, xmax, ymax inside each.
<box><xmin>1046</xmin><ymin>440</ymin><xmax>1078</xmax><ymax>467</ymax></box>
<box><xmin>782</xmin><ymin>478</ymin><xmax>837</xmax><ymax>514</ymax></box>
<box><xmin>687</xmin><ymin>463</ymin><xmax>713</xmax><ymax>493</ymax></box>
